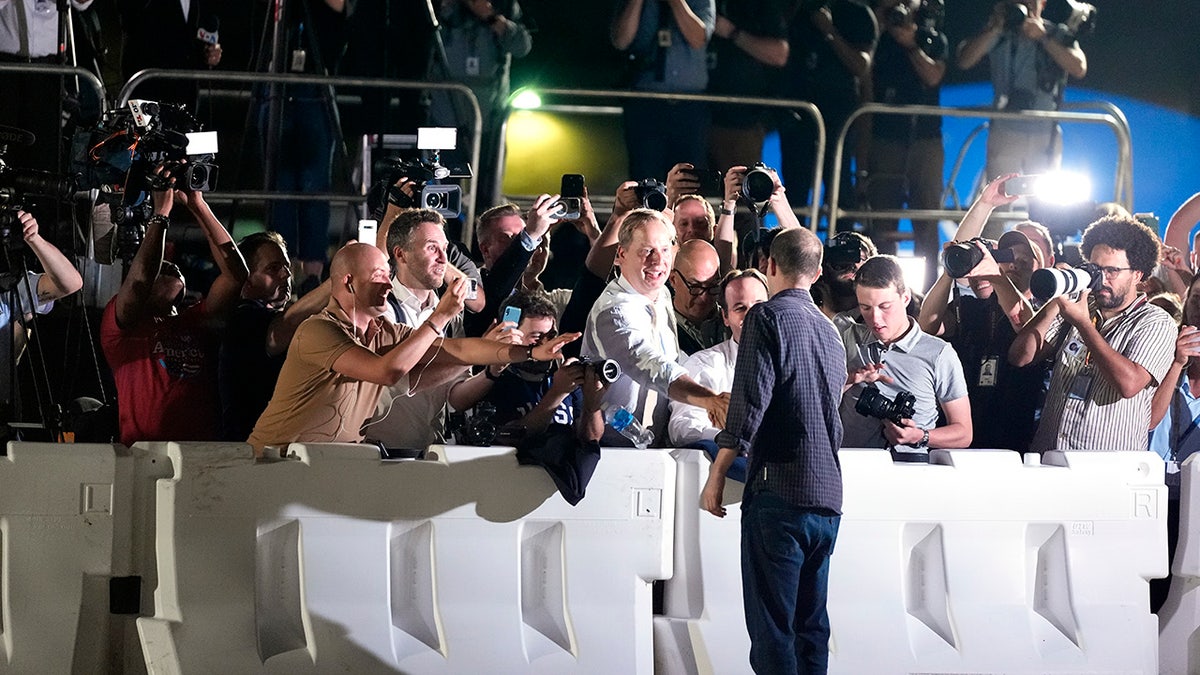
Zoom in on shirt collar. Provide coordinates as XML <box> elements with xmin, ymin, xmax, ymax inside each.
<box><xmin>390</xmin><ymin>276</ymin><xmax>436</xmax><ymax>314</ymax></box>
<box><xmin>867</xmin><ymin>316</ymin><xmax>920</xmax><ymax>354</ymax></box>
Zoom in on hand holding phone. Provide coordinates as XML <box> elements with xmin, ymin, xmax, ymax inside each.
<box><xmin>1003</xmin><ymin>174</ymin><xmax>1041</xmax><ymax>197</ymax></box>
<box><xmin>502</xmin><ymin>305</ymin><xmax>522</xmax><ymax>326</ymax></box>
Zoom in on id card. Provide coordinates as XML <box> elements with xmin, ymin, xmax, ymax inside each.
<box><xmin>978</xmin><ymin>357</ymin><xmax>998</xmax><ymax>387</ymax></box>
<box><xmin>657</xmin><ymin>29</ymin><xmax>672</xmax><ymax>47</ymax></box>
<box><xmin>1167</xmin><ymin>460</ymin><xmax>1181</xmax><ymax>475</ymax></box>
<box><xmin>290</xmin><ymin>49</ymin><xmax>307</xmax><ymax>72</ymax></box>
<box><xmin>465</xmin><ymin>56</ymin><xmax>480</xmax><ymax>76</ymax></box>
<box><xmin>1066</xmin><ymin>369</ymin><xmax>1093</xmax><ymax>401</ymax></box>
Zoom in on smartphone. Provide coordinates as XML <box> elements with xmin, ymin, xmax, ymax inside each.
<box><xmin>1003</xmin><ymin>174</ymin><xmax>1042</xmax><ymax>197</ymax></box>
<box><xmin>357</xmin><ymin>219</ymin><xmax>378</xmax><ymax>245</ymax></box>
<box><xmin>557</xmin><ymin>174</ymin><xmax>584</xmax><ymax>220</ymax></box>
<box><xmin>684</xmin><ymin>168</ymin><xmax>724</xmax><ymax>196</ymax></box>
<box><xmin>502</xmin><ymin>306</ymin><xmax>522</xmax><ymax>326</ymax></box>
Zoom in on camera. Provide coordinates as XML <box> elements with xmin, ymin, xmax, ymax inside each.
<box><xmin>0</xmin><ymin>151</ymin><xmax>77</xmax><ymax>246</ymax></box>
<box><xmin>375</xmin><ymin>156</ymin><xmax>465</xmax><ymax>219</ymax></box>
<box><xmin>943</xmin><ymin>238</ymin><xmax>1017</xmax><ymax>278</ymax></box>
<box><xmin>885</xmin><ymin>0</ymin><xmax>947</xmax><ymax>60</ymax></box>
<box><xmin>1042</xmin><ymin>0</ymin><xmax>1097</xmax><ymax>38</ymax></box>
<box><xmin>855</xmin><ymin>385</ymin><xmax>917</xmax><ymax>426</ymax></box>
<box><xmin>126</xmin><ymin>100</ymin><xmax>220</xmax><ymax>193</ymax></box>
<box><xmin>1029</xmin><ymin>263</ymin><xmax>1103</xmax><ymax>301</ymax></box>
<box><xmin>824</xmin><ymin>232</ymin><xmax>864</xmax><ymax>271</ymax></box>
<box><xmin>455</xmin><ymin>401</ymin><xmax>498</xmax><ymax>446</ymax></box>
<box><xmin>634</xmin><ymin>178</ymin><xmax>668</xmax><ymax>211</ymax></box>
<box><xmin>740</xmin><ymin>163</ymin><xmax>776</xmax><ymax>203</ymax></box>
<box><xmin>1004</xmin><ymin>2</ymin><xmax>1029</xmax><ymax>32</ymax></box>
<box><xmin>577</xmin><ymin>358</ymin><xmax>622</xmax><ymax>385</ymax></box>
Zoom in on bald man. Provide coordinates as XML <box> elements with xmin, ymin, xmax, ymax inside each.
<box><xmin>669</xmin><ymin>239</ymin><xmax>725</xmax><ymax>355</ymax></box>
<box><xmin>248</xmin><ymin>243</ymin><xmax>578</xmax><ymax>456</ymax></box>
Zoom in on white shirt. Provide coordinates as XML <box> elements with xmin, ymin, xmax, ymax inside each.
<box><xmin>668</xmin><ymin>338</ymin><xmax>736</xmax><ymax>446</ymax></box>
<box><xmin>0</xmin><ymin>0</ymin><xmax>93</xmax><ymax>58</ymax></box>
<box><xmin>581</xmin><ymin>275</ymin><xmax>686</xmax><ymax>446</ymax></box>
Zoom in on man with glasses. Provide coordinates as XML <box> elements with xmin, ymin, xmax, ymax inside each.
<box><xmin>1010</xmin><ymin>216</ymin><xmax>1176</xmax><ymax>452</ymax></box>
<box><xmin>669</xmin><ymin>239</ymin><xmax>725</xmax><ymax>354</ymax></box>
<box><xmin>582</xmin><ymin>209</ymin><xmax>729</xmax><ymax>446</ymax></box>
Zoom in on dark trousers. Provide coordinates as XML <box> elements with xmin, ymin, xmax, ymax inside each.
<box><xmin>259</xmin><ymin>94</ymin><xmax>335</xmax><ymax>263</ymax></box>
<box><xmin>741</xmin><ymin>489</ymin><xmax>840</xmax><ymax>674</ymax></box>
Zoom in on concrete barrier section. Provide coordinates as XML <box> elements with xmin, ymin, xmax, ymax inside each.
<box><xmin>657</xmin><ymin>448</ymin><xmax>1165</xmax><ymax>675</ymax></box>
<box><xmin>136</xmin><ymin>442</ymin><xmax>674</xmax><ymax>673</ymax></box>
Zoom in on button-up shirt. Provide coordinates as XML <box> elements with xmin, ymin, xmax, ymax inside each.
<box><xmin>582</xmin><ymin>275</ymin><xmax>686</xmax><ymax>446</ymax></box>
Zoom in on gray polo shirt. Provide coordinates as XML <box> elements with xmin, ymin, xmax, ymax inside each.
<box><xmin>840</xmin><ymin>318</ymin><xmax>968</xmax><ymax>449</ymax></box>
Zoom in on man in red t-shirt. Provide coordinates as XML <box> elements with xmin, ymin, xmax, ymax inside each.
<box><xmin>100</xmin><ymin>168</ymin><xmax>248</xmax><ymax>446</ymax></box>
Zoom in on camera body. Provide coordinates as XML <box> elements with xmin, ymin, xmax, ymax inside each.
<box><xmin>741</xmin><ymin>163</ymin><xmax>776</xmax><ymax>203</ymax></box>
<box><xmin>943</xmin><ymin>238</ymin><xmax>1016</xmax><ymax>278</ymax></box>
<box><xmin>634</xmin><ymin>178</ymin><xmax>668</xmax><ymax>211</ymax></box>
<box><xmin>1029</xmin><ymin>263</ymin><xmax>1103</xmax><ymax>301</ymax></box>
<box><xmin>855</xmin><ymin>385</ymin><xmax>917</xmax><ymax>426</ymax></box>
<box><xmin>376</xmin><ymin>156</ymin><xmax>464</xmax><ymax>219</ymax></box>
<box><xmin>577</xmin><ymin>358</ymin><xmax>622</xmax><ymax>385</ymax></box>
<box><xmin>0</xmin><ymin>153</ymin><xmax>77</xmax><ymax>246</ymax></box>
<box><xmin>886</xmin><ymin>0</ymin><xmax>947</xmax><ymax>60</ymax></box>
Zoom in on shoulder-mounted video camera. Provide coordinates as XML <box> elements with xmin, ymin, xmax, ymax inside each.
<box><xmin>373</xmin><ymin>127</ymin><xmax>471</xmax><ymax>219</ymax></box>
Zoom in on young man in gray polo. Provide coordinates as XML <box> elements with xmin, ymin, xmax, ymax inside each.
<box><xmin>840</xmin><ymin>255</ymin><xmax>973</xmax><ymax>452</ymax></box>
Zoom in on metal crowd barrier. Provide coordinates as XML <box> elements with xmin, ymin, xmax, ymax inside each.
<box><xmin>0</xmin><ymin>62</ymin><xmax>107</xmax><ymax>105</ymax></box>
<box><xmin>117</xmin><ymin>70</ymin><xmax>484</xmax><ymax>234</ymax></box>
<box><xmin>827</xmin><ymin>103</ymin><xmax>1134</xmax><ymax>234</ymax></box>
<box><xmin>503</xmin><ymin>88</ymin><xmax>827</xmax><ymax>229</ymax></box>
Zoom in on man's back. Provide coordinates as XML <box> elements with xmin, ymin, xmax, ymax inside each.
<box><xmin>722</xmin><ymin>288</ymin><xmax>844</xmax><ymax>512</ymax></box>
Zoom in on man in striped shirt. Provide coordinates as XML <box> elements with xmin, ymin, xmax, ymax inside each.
<box><xmin>1011</xmin><ymin>216</ymin><xmax>1176</xmax><ymax>452</ymax></box>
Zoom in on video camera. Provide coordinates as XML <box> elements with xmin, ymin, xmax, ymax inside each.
<box><xmin>372</xmin><ymin>127</ymin><xmax>470</xmax><ymax>220</ymax></box>
<box><xmin>855</xmin><ymin>385</ymin><xmax>916</xmax><ymax>426</ymax></box>
<box><xmin>885</xmin><ymin>0</ymin><xmax>948</xmax><ymax>60</ymax></box>
<box><xmin>0</xmin><ymin>153</ymin><xmax>76</xmax><ymax>244</ymax></box>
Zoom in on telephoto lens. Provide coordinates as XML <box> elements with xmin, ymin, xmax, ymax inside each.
<box><xmin>1029</xmin><ymin>264</ymin><xmax>1103</xmax><ymax>301</ymax></box>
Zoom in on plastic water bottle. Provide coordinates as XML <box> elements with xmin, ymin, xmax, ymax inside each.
<box><xmin>606</xmin><ymin>406</ymin><xmax>655</xmax><ymax>449</ymax></box>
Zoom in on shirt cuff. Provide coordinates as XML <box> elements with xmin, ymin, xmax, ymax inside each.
<box><xmin>518</xmin><ymin>230</ymin><xmax>540</xmax><ymax>251</ymax></box>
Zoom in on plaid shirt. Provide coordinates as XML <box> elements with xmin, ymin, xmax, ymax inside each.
<box><xmin>716</xmin><ymin>288</ymin><xmax>846</xmax><ymax>513</ymax></box>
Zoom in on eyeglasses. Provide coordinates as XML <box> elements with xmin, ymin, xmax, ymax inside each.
<box><xmin>1097</xmin><ymin>266</ymin><xmax>1133</xmax><ymax>278</ymax></box>
<box><xmin>672</xmin><ymin>270</ymin><xmax>720</xmax><ymax>297</ymax></box>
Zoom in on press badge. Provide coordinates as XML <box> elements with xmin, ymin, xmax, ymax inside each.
<box><xmin>1066</xmin><ymin>369</ymin><xmax>1093</xmax><ymax>401</ymax></box>
<box><xmin>657</xmin><ymin>29</ymin><xmax>672</xmax><ymax>47</ymax></box>
<box><xmin>465</xmin><ymin>56</ymin><xmax>480</xmax><ymax>76</ymax></box>
<box><xmin>1167</xmin><ymin>460</ymin><xmax>1181</xmax><ymax>475</ymax></box>
<box><xmin>290</xmin><ymin>49</ymin><xmax>307</xmax><ymax>72</ymax></box>
<box><xmin>978</xmin><ymin>357</ymin><xmax>998</xmax><ymax>387</ymax></box>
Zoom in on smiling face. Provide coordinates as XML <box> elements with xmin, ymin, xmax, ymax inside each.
<box><xmin>722</xmin><ymin>275</ymin><xmax>769</xmax><ymax>343</ymax></box>
<box><xmin>1089</xmin><ymin>244</ymin><xmax>1142</xmax><ymax>313</ymax></box>
<box><xmin>856</xmin><ymin>283</ymin><xmax>911</xmax><ymax>344</ymax></box>
<box><xmin>396</xmin><ymin>220</ymin><xmax>449</xmax><ymax>291</ymax></box>
<box><xmin>348</xmin><ymin>246</ymin><xmax>394</xmax><ymax>317</ymax></box>
<box><xmin>617</xmin><ymin>216</ymin><xmax>677</xmax><ymax>298</ymax></box>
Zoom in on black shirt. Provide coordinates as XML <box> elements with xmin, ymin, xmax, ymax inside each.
<box><xmin>871</xmin><ymin>30</ymin><xmax>942</xmax><ymax>141</ymax></box>
<box><xmin>219</xmin><ymin>300</ymin><xmax>285</xmax><ymax>441</ymax></box>
<box><xmin>708</xmin><ymin>0</ymin><xmax>790</xmax><ymax>127</ymax></box>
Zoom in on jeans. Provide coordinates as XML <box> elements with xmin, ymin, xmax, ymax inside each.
<box><xmin>741</xmin><ymin>489</ymin><xmax>840</xmax><ymax>674</ymax></box>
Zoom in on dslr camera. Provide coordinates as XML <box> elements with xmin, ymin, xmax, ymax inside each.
<box><xmin>740</xmin><ymin>163</ymin><xmax>777</xmax><ymax>203</ymax></box>
<box><xmin>942</xmin><ymin>238</ymin><xmax>1016</xmax><ymax>278</ymax></box>
<box><xmin>855</xmin><ymin>385</ymin><xmax>917</xmax><ymax>426</ymax></box>
<box><xmin>885</xmin><ymin>0</ymin><xmax>948</xmax><ymax>60</ymax></box>
<box><xmin>577</xmin><ymin>358</ymin><xmax>622</xmax><ymax>385</ymax></box>
<box><xmin>824</xmin><ymin>232</ymin><xmax>866</xmax><ymax>271</ymax></box>
<box><xmin>634</xmin><ymin>178</ymin><xmax>668</xmax><ymax>211</ymax></box>
<box><xmin>1029</xmin><ymin>262</ymin><xmax>1103</xmax><ymax>301</ymax></box>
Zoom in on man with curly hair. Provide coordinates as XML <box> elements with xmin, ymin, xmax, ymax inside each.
<box><xmin>1010</xmin><ymin>216</ymin><xmax>1176</xmax><ymax>452</ymax></box>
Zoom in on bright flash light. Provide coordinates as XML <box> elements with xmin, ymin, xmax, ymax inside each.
<box><xmin>1033</xmin><ymin>171</ymin><xmax>1092</xmax><ymax>205</ymax></box>
<box><xmin>510</xmin><ymin>89</ymin><xmax>542</xmax><ymax>110</ymax></box>
<box><xmin>895</xmin><ymin>255</ymin><xmax>928</xmax><ymax>295</ymax></box>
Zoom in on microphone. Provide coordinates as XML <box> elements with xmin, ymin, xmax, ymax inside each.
<box><xmin>196</xmin><ymin>15</ymin><xmax>219</xmax><ymax>46</ymax></box>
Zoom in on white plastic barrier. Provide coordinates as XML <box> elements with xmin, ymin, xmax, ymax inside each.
<box><xmin>1158</xmin><ymin>453</ymin><xmax>1200</xmax><ymax>674</ymax></box>
<box><xmin>135</xmin><ymin>442</ymin><xmax>674</xmax><ymax>674</ymax></box>
<box><xmin>656</xmin><ymin>448</ymin><xmax>1166</xmax><ymax>674</ymax></box>
<box><xmin>0</xmin><ymin>442</ymin><xmax>119</xmax><ymax>672</ymax></box>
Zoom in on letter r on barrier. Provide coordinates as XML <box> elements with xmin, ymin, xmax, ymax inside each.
<box><xmin>1132</xmin><ymin>489</ymin><xmax>1157</xmax><ymax>519</ymax></box>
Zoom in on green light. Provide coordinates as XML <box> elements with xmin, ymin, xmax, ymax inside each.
<box><xmin>511</xmin><ymin>89</ymin><xmax>542</xmax><ymax>110</ymax></box>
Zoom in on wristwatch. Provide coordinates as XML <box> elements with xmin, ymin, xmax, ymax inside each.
<box><xmin>908</xmin><ymin>428</ymin><xmax>930</xmax><ymax>449</ymax></box>
<box><xmin>147</xmin><ymin>214</ymin><xmax>170</xmax><ymax>229</ymax></box>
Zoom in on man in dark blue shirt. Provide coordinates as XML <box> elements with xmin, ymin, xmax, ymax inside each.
<box><xmin>702</xmin><ymin>226</ymin><xmax>846</xmax><ymax>673</ymax></box>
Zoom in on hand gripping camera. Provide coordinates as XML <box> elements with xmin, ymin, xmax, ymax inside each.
<box><xmin>855</xmin><ymin>385</ymin><xmax>917</xmax><ymax>426</ymax></box>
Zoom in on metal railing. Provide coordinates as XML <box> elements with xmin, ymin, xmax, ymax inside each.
<box><xmin>0</xmin><ymin>62</ymin><xmax>106</xmax><ymax>104</ymax></box>
<box><xmin>118</xmin><ymin>70</ymin><xmax>484</xmax><ymax>231</ymax></box>
<box><xmin>827</xmin><ymin>103</ymin><xmax>1134</xmax><ymax>234</ymax></box>
<box><xmin>504</xmin><ymin>88</ymin><xmax>827</xmax><ymax>229</ymax></box>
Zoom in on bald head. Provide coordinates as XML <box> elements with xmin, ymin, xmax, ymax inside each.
<box><xmin>331</xmin><ymin>243</ymin><xmax>392</xmax><ymax>320</ymax></box>
<box><xmin>770</xmin><ymin>228</ymin><xmax>823</xmax><ymax>281</ymax></box>
<box><xmin>670</xmin><ymin>239</ymin><xmax>721</xmax><ymax>321</ymax></box>
<box><xmin>330</xmin><ymin>242</ymin><xmax>385</xmax><ymax>284</ymax></box>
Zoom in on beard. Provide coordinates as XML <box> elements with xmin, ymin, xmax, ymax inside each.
<box><xmin>1094</xmin><ymin>285</ymin><xmax>1128</xmax><ymax>310</ymax></box>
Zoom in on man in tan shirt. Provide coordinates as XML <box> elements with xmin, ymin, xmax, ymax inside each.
<box><xmin>249</xmin><ymin>243</ymin><xmax>577</xmax><ymax>455</ymax></box>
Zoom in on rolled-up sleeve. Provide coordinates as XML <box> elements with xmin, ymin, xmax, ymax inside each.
<box><xmin>595</xmin><ymin>300</ymin><xmax>687</xmax><ymax>396</ymax></box>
